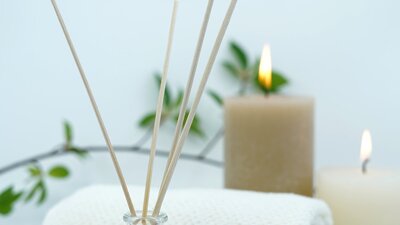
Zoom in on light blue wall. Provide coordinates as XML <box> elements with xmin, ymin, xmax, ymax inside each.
<box><xmin>1</xmin><ymin>0</ymin><xmax>400</xmax><ymax>223</ymax></box>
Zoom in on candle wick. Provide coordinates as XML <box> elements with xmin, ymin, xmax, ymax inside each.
<box><xmin>362</xmin><ymin>159</ymin><xmax>370</xmax><ymax>174</ymax></box>
<box><xmin>264</xmin><ymin>89</ymin><xmax>270</xmax><ymax>98</ymax></box>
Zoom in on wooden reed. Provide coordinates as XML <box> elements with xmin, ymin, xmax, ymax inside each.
<box><xmin>142</xmin><ymin>0</ymin><xmax>180</xmax><ymax>217</ymax></box>
<box><xmin>50</xmin><ymin>0</ymin><xmax>136</xmax><ymax>216</ymax></box>
<box><xmin>153</xmin><ymin>0</ymin><xmax>238</xmax><ymax>216</ymax></box>
<box><xmin>161</xmin><ymin>0</ymin><xmax>215</xmax><ymax>187</ymax></box>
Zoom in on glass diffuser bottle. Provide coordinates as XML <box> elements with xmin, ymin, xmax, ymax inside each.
<box><xmin>123</xmin><ymin>211</ymin><xmax>168</xmax><ymax>225</ymax></box>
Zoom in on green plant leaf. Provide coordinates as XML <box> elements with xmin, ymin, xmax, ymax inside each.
<box><xmin>222</xmin><ymin>61</ymin><xmax>239</xmax><ymax>77</ymax></box>
<box><xmin>154</xmin><ymin>73</ymin><xmax>171</xmax><ymax>107</ymax></box>
<box><xmin>208</xmin><ymin>90</ymin><xmax>223</xmax><ymax>106</ymax></box>
<box><xmin>37</xmin><ymin>181</ymin><xmax>47</xmax><ymax>205</ymax></box>
<box><xmin>48</xmin><ymin>165</ymin><xmax>69</xmax><ymax>179</ymax></box>
<box><xmin>230</xmin><ymin>41</ymin><xmax>248</xmax><ymax>69</ymax></box>
<box><xmin>175</xmin><ymin>112</ymin><xmax>204</xmax><ymax>138</ymax></box>
<box><xmin>189</xmin><ymin>121</ymin><xmax>205</xmax><ymax>138</ymax></box>
<box><xmin>0</xmin><ymin>186</ymin><xmax>22</xmax><ymax>215</ymax></box>
<box><xmin>63</xmin><ymin>121</ymin><xmax>73</xmax><ymax>147</ymax></box>
<box><xmin>24</xmin><ymin>180</ymin><xmax>47</xmax><ymax>205</ymax></box>
<box><xmin>253</xmin><ymin>58</ymin><xmax>260</xmax><ymax>78</ymax></box>
<box><xmin>0</xmin><ymin>204</ymin><xmax>11</xmax><ymax>216</ymax></box>
<box><xmin>28</xmin><ymin>165</ymin><xmax>41</xmax><ymax>177</ymax></box>
<box><xmin>174</xmin><ymin>89</ymin><xmax>184</xmax><ymax>108</ymax></box>
<box><xmin>192</xmin><ymin>115</ymin><xmax>201</xmax><ymax>127</ymax></box>
<box><xmin>69</xmin><ymin>147</ymin><xmax>89</xmax><ymax>159</ymax></box>
<box><xmin>270</xmin><ymin>71</ymin><xmax>289</xmax><ymax>92</ymax></box>
<box><xmin>139</xmin><ymin>112</ymin><xmax>156</xmax><ymax>128</ymax></box>
<box><xmin>25</xmin><ymin>181</ymin><xmax>41</xmax><ymax>203</ymax></box>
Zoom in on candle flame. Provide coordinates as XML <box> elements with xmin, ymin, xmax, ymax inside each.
<box><xmin>360</xmin><ymin>129</ymin><xmax>372</xmax><ymax>162</ymax></box>
<box><xmin>258</xmin><ymin>45</ymin><xmax>272</xmax><ymax>89</ymax></box>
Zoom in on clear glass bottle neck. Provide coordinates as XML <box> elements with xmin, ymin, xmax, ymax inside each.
<box><xmin>123</xmin><ymin>211</ymin><xmax>168</xmax><ymax>225</ymax></box>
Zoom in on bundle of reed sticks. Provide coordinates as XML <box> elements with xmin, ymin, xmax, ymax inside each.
<box><xmin>50</xmin><ymin>0</ymin><xmax>237</xmax><ymax>219</ymax></box>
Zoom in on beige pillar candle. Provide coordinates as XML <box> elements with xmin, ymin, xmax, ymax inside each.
<box><xmin>224</xmin><ymin>95</ymin><xmax>314</xmax><ymax>196</ymax></box>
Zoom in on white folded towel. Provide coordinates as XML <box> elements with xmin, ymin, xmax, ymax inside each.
<box><xmin>43</xmin><ymin>185</ymin><xmax>332</xmax><ymax>225</ymax></box>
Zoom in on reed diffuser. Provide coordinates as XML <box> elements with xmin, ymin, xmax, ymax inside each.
<box><xmin>50</xmin><ymin>0</ymin><xmax>237</xmax><ymax>223</ymax></box>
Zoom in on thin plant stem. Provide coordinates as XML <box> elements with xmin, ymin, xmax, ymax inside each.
<box><xmin>198</xmin><ymin>127</ymin><xmax>224</xmax><ymax>158</ymax></box>
<box><xmin>0</xmin><ymin>144</ymin><xmax>223</xmax><ymax>176</ymax></box>
<box><xmin>134</xmin><ymin>128</ymin><xmax>153</xmax><ymax>147</ymax></box>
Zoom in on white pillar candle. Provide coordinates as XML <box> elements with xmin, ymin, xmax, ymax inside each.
<box><xmin>317</xmin><ymin>168</ymin><xmax>400</xmax><ymax>225</ymax></box>
<box><xmin>316</xmin><ymin>130</ymin><xmax>400</xmax><ymax>225</ymax></box>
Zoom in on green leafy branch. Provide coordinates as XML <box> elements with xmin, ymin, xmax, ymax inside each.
<box><xmin>0</xmin><ymin>164</ymin><xmax>69</xmax><ymax>215</ymax></box>
<box><xmin>138</xmin><ymin>73</ymin><xmax>205</xmax><ymax>138</ymax></box>
<box><xmin>0</xmin><ymin>122</ymin><xmax>79</xmax><ymax>216</ymax></box>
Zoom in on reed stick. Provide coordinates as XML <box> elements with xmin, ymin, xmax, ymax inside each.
<box><xmin>50</xmin><ymin>0</ymin><xmax>137</xmax><ymax>216</ymax></box>
<box><xmin>153</xmin><ymin>0</ymin><xmax>237</xmax><ymax>216</ymax></box>
<box><xmin>161</xmin><ymin>0</ymin><xmax>214</xmax><ymax>187</ymax></box>
<box><xmin>142</xmin><ymin>0</ymin><xmax>180</xmax><ymax>217</ymax></box>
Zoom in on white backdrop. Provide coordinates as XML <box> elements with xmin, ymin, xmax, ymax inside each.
<box><xmin>1</xmin><ymin>0</ymin><xmax>400</xmax><ymax>224</ymax></box>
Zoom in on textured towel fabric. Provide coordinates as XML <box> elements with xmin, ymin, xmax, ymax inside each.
<box><xmin>43</xmin><ymin>185</ymin><xmax>332</xmax><ymax>225</ymax></box>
